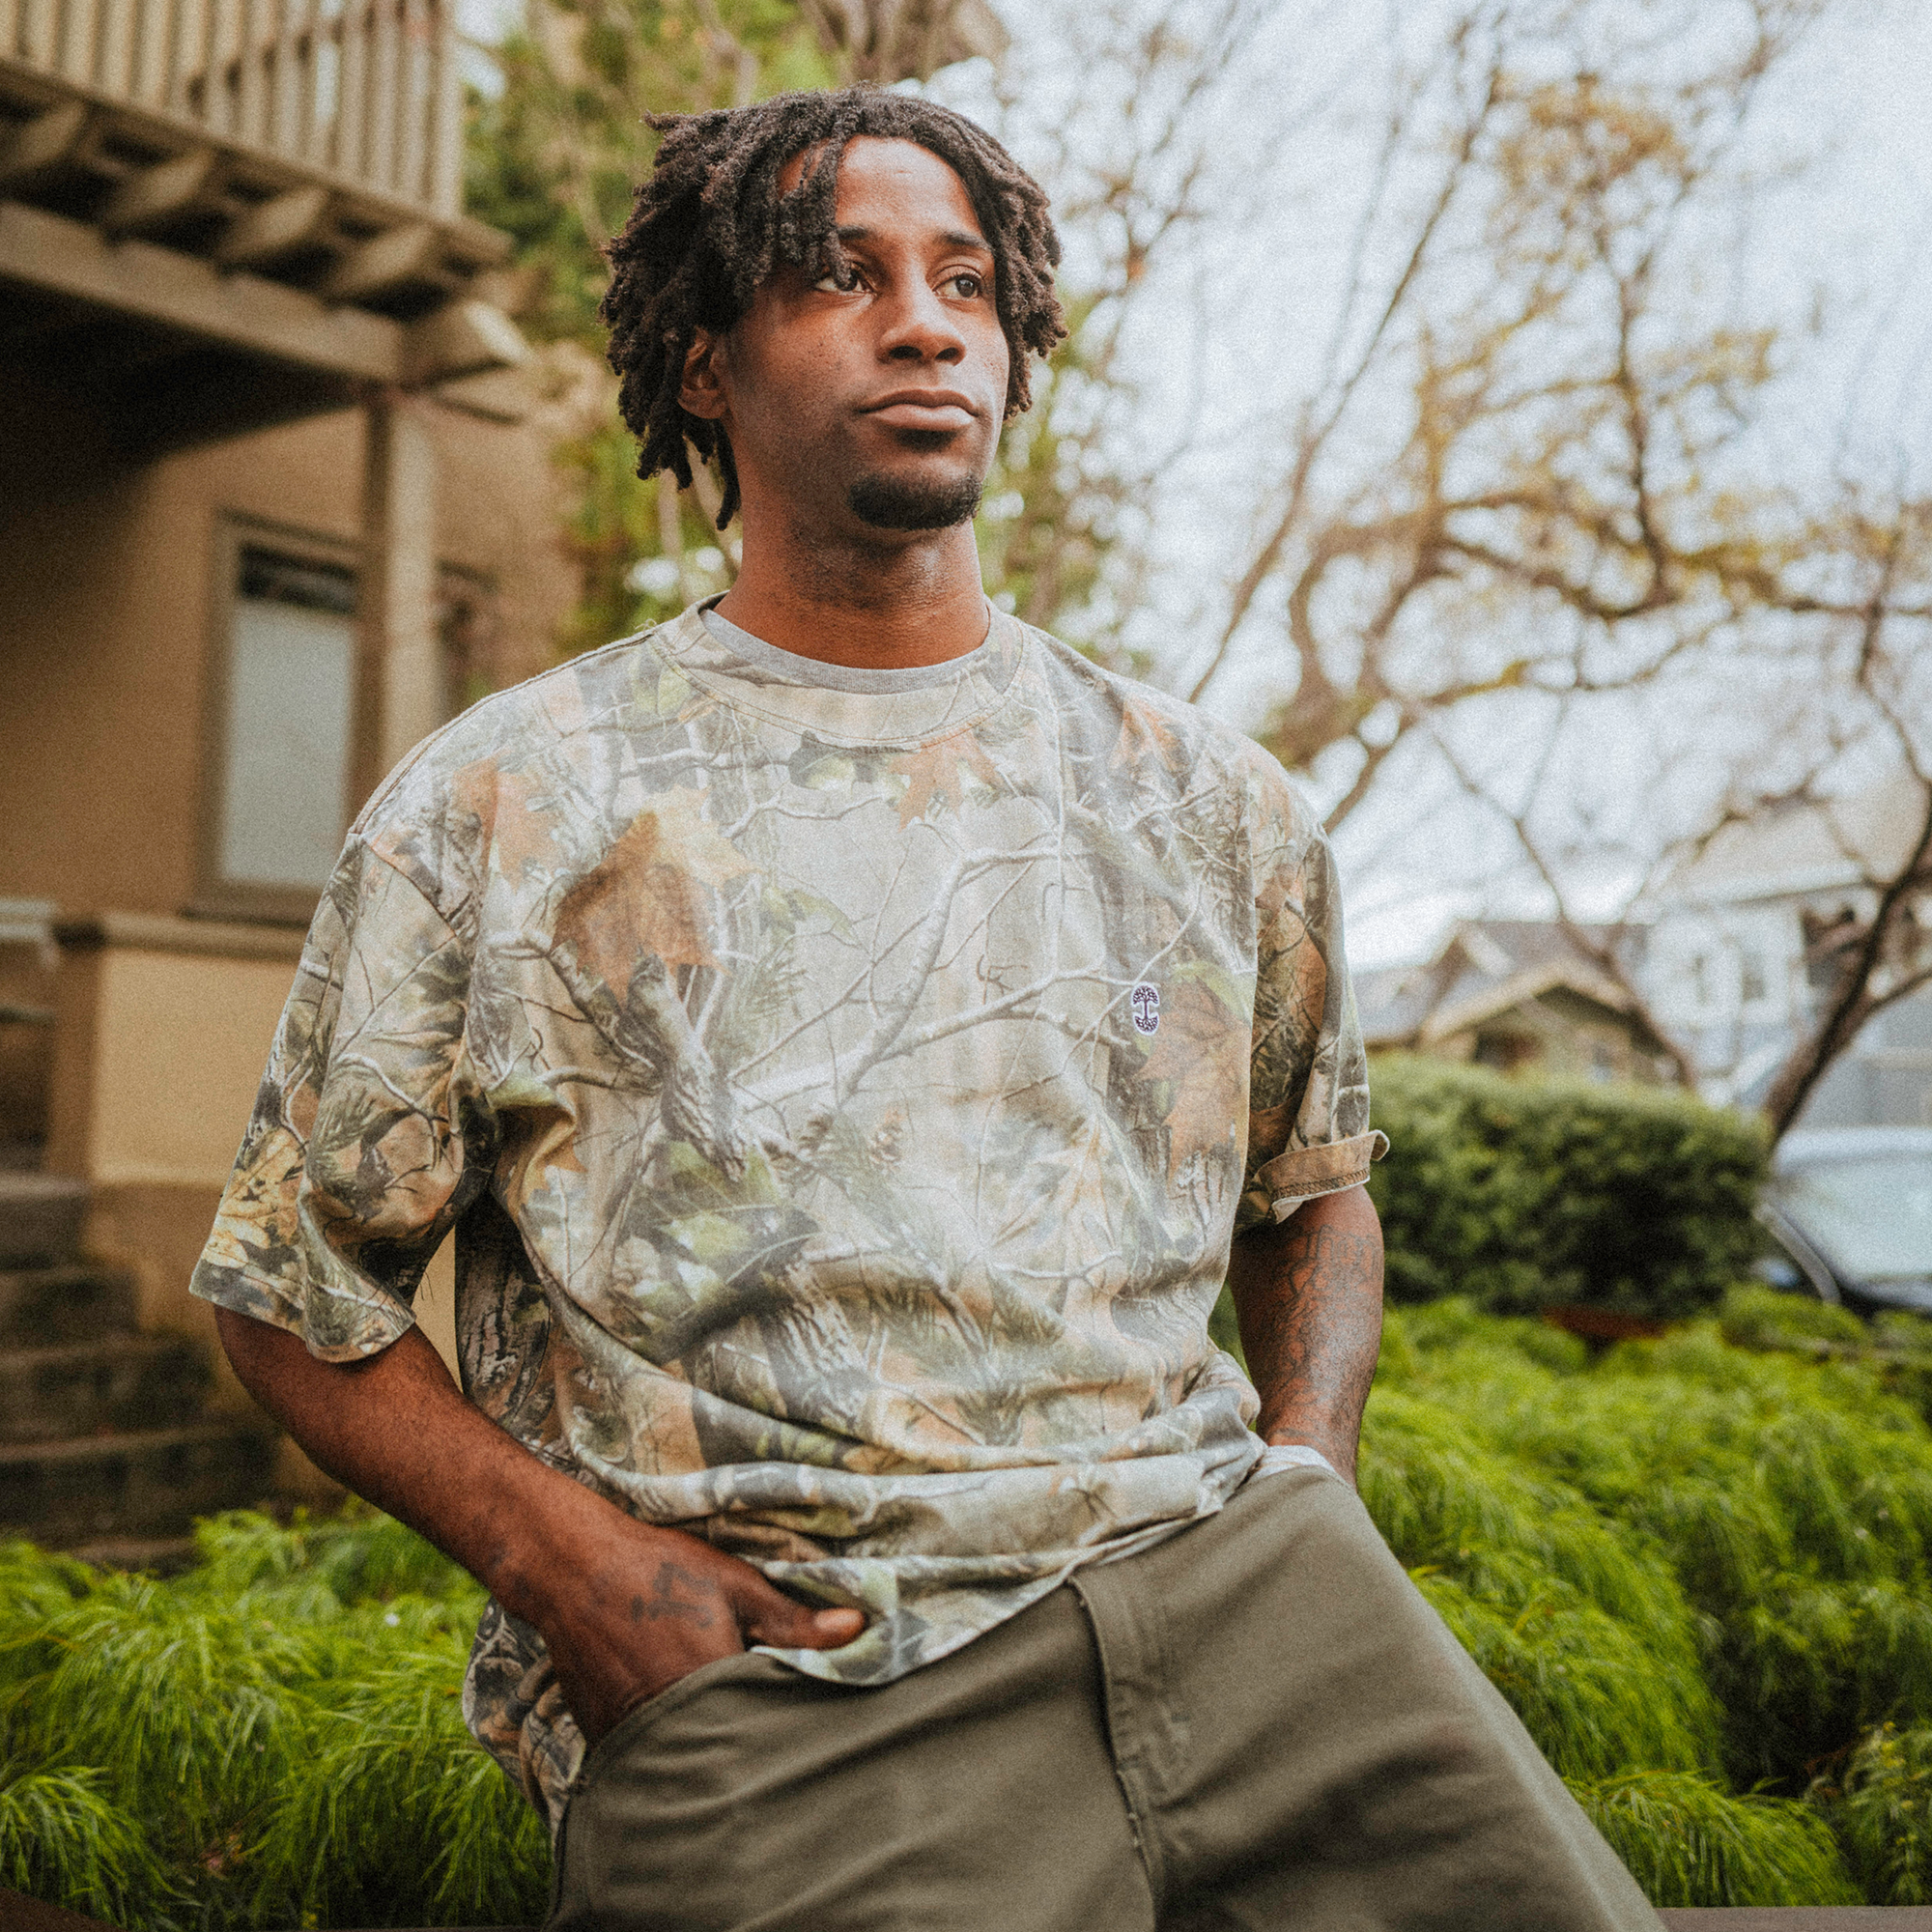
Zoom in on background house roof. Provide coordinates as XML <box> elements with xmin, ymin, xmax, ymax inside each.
<box><xmin>1357</xmin><ymin>919</ymin><xmax>1662</xmax><ymax>1053</ymax></box>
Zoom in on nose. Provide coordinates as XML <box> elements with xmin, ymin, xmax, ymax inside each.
<box><xmin>878</xmin><ymin>277</ymin><xmax>965</xmax><ymax>366</ymax></box>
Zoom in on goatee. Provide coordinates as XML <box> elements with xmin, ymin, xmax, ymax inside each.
<box><xmin>847</xmin><ymin>470</ymin><xmax>983</xmax><ymax>531</ymax></box>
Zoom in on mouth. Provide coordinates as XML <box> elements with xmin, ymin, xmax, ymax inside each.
<box><xmin>860</xmin><ymin>389</ymin><xmax>980</xmax><ymax>434</ymax></box>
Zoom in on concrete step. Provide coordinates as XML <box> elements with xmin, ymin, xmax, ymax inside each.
<box><xmin>0</xmin><ymin>1262</ymin><xmax>137</xmax><ymax>1348</ymax></box>
<box><xmin>0</xmin><ymin>1173</ymin><xmax>87</xmax><ymax>1266</ymax></box>
<box><xmin>0</xmin><ymin>1420</ymin><xmax>276</xmax><ymax>1546</ymax></box>
<box><xmin>0</xmin><ymin>1334</ymin><xmax>211</xmax><ymax>1443</ymax></box>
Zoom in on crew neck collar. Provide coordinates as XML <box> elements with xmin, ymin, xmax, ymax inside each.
<box><xmin>649</xmin><ymin>599</ymin><xmax>1029</xmax><ymax>751</ymax></box>
<box><xmin>698</xmin><ymin>598</ymin><xmax>998</xmax><ymax>694</ymax></box>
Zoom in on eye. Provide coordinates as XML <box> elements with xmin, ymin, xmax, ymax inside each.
<box><xmin>813</xmin><ymin>262</ymin><xmax>864</xmax><ymax>294</ymax></box>
<box><xmin>946</xmin><ymin>270</ymin><xmax>987</xmax><ymax>298</ymax></box>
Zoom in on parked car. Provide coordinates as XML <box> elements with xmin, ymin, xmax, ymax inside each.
<box><xmin>1758</xmin><ymin>1124</ymin><xmax>1932</xmax><ymax>1316</ymax></box>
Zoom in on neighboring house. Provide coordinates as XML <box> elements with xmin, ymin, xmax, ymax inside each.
<box><xmin>1637</xmin><ymin>783</ymin><xmax>1932</xmax><ymax>1127</ymax></box>
<box><xmin>0</xmin><ymin>0</ymin><xmax>575</xmax><ymax>1533</ymax></box>
<box><xmin>1355</xmin><ymin>921</ymin><xmax>1678</xmax><ymax>1086</ymax></box>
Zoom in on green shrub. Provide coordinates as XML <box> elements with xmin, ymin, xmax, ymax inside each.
<box><xmin>1723</xmin><ymin>1285</ymin><xmax>1932</xmax><ymax>1425</ymax></box>
<box><xmin>4</xmin><ymin>1303</ymin><xmax>1931</xmax><ymax>1918</ymax></box>
<box><xmin>1720</xmin><ymin>1284</ymin><xmax>1870</xmax><ymax>1352</ymax></box>
<box><xmin>1571</xmin><ymin>1770</ymin><xmax>1858</xmax><ymax>1907</ymax></box>
<box><xmin>0</xmin><ymin>1765</ymin><xmax>177</xmax><ymax>1925</ymax></box>
<box><xmin>1375</xmin><ymin>1300</ymin><xmax>1932</xmax><ymax>1802</ymax></box>
<box><xmin>1365</xmin><ymin>1055</ymin><xmax>1769</xmax><ymax>1320</ymax></box>
<box><xmin>246</xmin><ymin>1643</ymin><xmax>550</xmax><ymax>1927</ymax></box>
<box><xmin>1819</xmin><ymin>1722</ymin><xmax>1932</xmax><ymax>1904</ymax></box>
<box><xmin>0</xmin><ymin>1511</ymin><xmax>550</xmax><ymax>1929</ymax></box>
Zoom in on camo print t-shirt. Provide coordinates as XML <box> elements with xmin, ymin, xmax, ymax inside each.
<box><xmin>191</xmin><ymin>599</ymin><xmax>1382</xmax><ymax>1829</ymax></box>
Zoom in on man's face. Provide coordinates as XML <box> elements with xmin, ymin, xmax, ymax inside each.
<box><xmin>682</xmin><ymin>137</ymin><xmax>1010</xmax><ymax>538</ymax></box>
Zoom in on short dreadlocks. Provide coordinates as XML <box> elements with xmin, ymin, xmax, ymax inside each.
<box><xmin>600</xmin><ymin>87</ymin><xmax>1065</xmax><ymax>527</ymax></box>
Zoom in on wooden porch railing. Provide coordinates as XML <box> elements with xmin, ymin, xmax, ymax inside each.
<box><xmin>0</xmin><ymin>0</ymin><xmax>460</xmax><ymax>215</ymax></box>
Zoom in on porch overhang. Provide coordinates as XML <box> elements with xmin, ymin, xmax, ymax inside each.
<box><xmin>0</xmin><ymin>25</ymin><xmax>528</xmax><ymax>451</ymax></box>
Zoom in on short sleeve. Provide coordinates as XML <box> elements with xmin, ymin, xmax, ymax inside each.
<box><xmin>1236</xmin><ymin>776</ymin><xmax>1386</xmax><ymax>1233</ymax></box>
<box><xmin>190</xmin><ymin>838</ymin><xmax>487</xmax><ymax>1360</ymax></box>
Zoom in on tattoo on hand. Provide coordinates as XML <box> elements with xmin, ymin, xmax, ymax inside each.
<box><xmin>628</xmin><ymin>1560</ymin><xmax>718</xmax><ymax>1629</ymax></box>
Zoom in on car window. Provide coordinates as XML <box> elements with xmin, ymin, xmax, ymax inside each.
<box><xmin>1777</xmin><ymin>1154</ymin><xmax>1932</xmax><ymax>1281</ymax></box>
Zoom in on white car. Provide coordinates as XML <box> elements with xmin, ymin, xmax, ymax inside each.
<box><xmin>1759</xmin><ymin>1125</ymin><xmax>1932</xmax><ymax>1317</ymax></box>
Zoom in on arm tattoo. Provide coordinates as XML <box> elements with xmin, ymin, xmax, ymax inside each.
<box><xmin>1229</xmin><ymin>1194</ymin><xmax>1384</xmax><ymax>1476</ymax></box>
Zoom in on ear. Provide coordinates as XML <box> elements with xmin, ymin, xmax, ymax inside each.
<box><xmin>679</xmin><ymin>329</ymin><xmax>728</xmax><ymax>422</ymax></box>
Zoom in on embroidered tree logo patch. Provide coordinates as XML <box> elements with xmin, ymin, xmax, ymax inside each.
<box><xmin>1130</xmin><ymin>982</ymin><xmax>1161</xmax><ymax>1036</ymax></box>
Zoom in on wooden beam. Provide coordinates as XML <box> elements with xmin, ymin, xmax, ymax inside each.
<box><xmin>428</xmin><ymin>363</ymin><xmax>533</xmax><ymax>424</ymax></box>
<box><xmin>0</xmin><ymin>199</ymin><xmax>402</xmax><ymax>380</ymax></box>
<box><xmin>214</xmin><ymin>182</ymin><xmax>330</xmax><ymax>267</ymax></box>
<box><xmin>0</xmin><ymin>56</ymin><xmax>512</xmax><ymax>263</ymax></box>
<box><xmin>99</xmin><ymin>144</ymin><xmax>223</xmax><ymax>235</ymax></box>
<box><xmin>317</xmin><ymin>218</ymin><xmax>439</xmax><ymax>302</ymax></box>
<box><xmin>400</xmin><ymin>295</ymin><xmax>526</xmax><ymax>387</ymax></box>
<box><xmin>0</xmin><ymin>99</ymin><xmax>90</xmax><ymax>186</ymax></box>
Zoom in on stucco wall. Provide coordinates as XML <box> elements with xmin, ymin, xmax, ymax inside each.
<box><xmin>0</xmin><ymin>373</ymin><xmax>571</xmax><ymax>926</ymax></box>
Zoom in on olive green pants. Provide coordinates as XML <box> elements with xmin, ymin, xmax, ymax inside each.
<box><xmin>548</xmin><ymin>1465</ymin><xmax>1662</xmax><ymax>1931</ymax></box>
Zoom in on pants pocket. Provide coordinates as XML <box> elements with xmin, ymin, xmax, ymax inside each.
<box><xmin>568</xmin><ymin>1647</ymin><xmax>765</xmax><ymax>1800</ymax></box>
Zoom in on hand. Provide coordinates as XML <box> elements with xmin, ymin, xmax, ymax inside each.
<box><xmin>529</xmin><ymin>1512</ymin><xmax>867</xmax><ymax>1746</ymax></box>
<box><xmin>205</xmin><ymin>1315</ymin><xmax>867</xmax><ymax>1747</ymax></box>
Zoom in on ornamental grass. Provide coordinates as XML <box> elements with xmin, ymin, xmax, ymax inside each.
<box><xmin>4</xmin><ymin>1287</ymin><xmax>1932</xmax><ymax>1922</ymax></box>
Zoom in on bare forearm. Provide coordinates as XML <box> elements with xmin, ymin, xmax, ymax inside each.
<box><xmin>1226</xmin><ymin>1183</ymin><xmax>1384</xmax><ymax>1483</ymax></box>
<box><xmin>213</xmin><ymin>1307</ymin><xmax>607</xmax><ymax>1624</ymax></box>
<box><xmin>213</xmin><ymin>1305</ymin><xmax>864</xmax><ymax>1739</ymax></box>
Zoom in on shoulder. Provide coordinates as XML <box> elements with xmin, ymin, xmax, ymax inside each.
<box><xmin>346</xmin><ymin>628</ymin><xmax>675</xmax><ymax>924</ymax></box>
<box><xmin>363</xmin><ymin>629</ymin><xmax>668</xmax><ymax>814</ymax></box>
<box><xmin>1021</xmin><ymin>626</ymin><xmax>1326</xmax><ymax>853</ymax></box>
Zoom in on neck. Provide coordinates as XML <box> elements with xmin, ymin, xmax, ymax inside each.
<box><xmin>713</xmin><ymin>494</ymin><xmax>989</xmax><ymax>670</ymax></box>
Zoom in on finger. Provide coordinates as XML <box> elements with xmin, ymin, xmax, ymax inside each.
<box><xmin>740</xmin><ymin>1590</ymin><xmax>867</xmax><ymax>1650</ymax></box>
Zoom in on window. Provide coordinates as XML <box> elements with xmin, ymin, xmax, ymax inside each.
<box><xmin>1740</xmin><ymin>949</ymin><xmax>1769</xmax><ymax>1006</ymax></box>
<box><xmin>199</xmin><ymin>529</ymin><xmax>498</xmax><ymax>923</ymax></box>
<box><xmin>201</xmin><ymin>533</ymin><xmax>359</xmax><ymax>921</ymax></box>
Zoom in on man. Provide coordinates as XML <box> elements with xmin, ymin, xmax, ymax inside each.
<box><xmin>196</xmin><ymin>88</ymin><xmax>1662</xmax><ymax>1931</ymax></box>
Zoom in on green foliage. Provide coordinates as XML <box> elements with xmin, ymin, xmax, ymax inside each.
<box><xmin>1372</xmin><ymin>1294</ymin><xmax>1932</xmax><ymax>1799</ymax></box>
<box><xmin>548</xmin><ymin>417</ymin><xmax>727</xmax><ymax>659</ymax></box>
<box><xmin>1818</xmin><ymin>1722</ymin><xmax>1932</xmax><ymax>1904</ymax></box>
<box><xmin>0</xmin><ymin>1510</ymin><xmax>546</xmax><ymax>1929</ymax></box>
<box><xmin>0</xmin><ymin>1765</ymin><xmax>179</xmax><ymax>1925</ymax></box>
<box><xmin>244</xmin><ymin>1646</ymin><xmax>549</xmax><ymax>1927</ymax></box>
<box><xmin>1364</xmin><ymin>1389</ymin><xmax>1718</xmax><ymax>1780</ymax></box>
<box><xmin>970</xmin><ymin>295</ymin><xmax>1125</xmax><ymax>651</ymax></box>
<box><xmin>7</xmin><ymin>1298</ymin><xmax>1932</xmax><ymax>1917</ymax></box>
<box><xmin>1720</xmin><ymin>1282</ymin><xmax>1870</xmax><ymax>1351</ymax></box>
<box><xmin>1572</xmin><ymin>1771</ymin><xmax>1859</xmax><ymax>1908</ymax></box>
<box><xmin>1365</xmin><ymin>1054</ymin><xmax>1770</xmax><ymax>1319</ymax></box>
<box><xmin>1722</xmin><ymin>1285</ymin><xmax>1932</xmax><ymax>1425</ymax></box>
<box><xmin>466</xmin><ymin>0</ymin><xmax>838</xmax><ymax>347</ymax></box>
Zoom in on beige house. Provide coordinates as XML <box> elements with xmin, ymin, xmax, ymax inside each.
<box><xmin>0</xmin><ymin>0</ymin><xmax>572</xmax><ymax>1535</ymax></box>
<box><xmin>1356</xmin><ymin>922</ymin><xmax>1679</xmax><ymax>1088</ymax></box>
